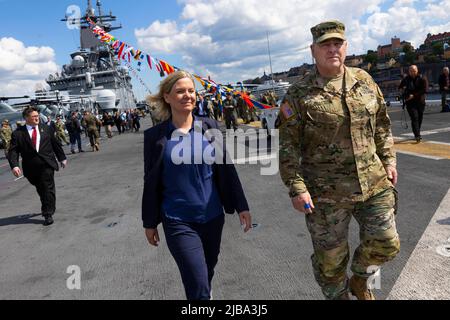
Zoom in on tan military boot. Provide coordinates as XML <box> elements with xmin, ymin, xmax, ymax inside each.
<box><xmin>349</xmin><ymin>275</ymin><xmax>375</xmax><ymax>300</ymax></box>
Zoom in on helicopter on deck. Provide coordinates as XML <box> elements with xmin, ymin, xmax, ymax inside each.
<box><xmin>0</xmin><ymin>96</ymin><xmax>32</xmax><ymax>129</ymax></box>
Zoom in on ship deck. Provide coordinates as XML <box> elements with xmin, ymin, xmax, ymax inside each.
<box><xmin>0</xmin><ymin>105</ymin><xmax>449</xmax><ymax>300</ymax></box>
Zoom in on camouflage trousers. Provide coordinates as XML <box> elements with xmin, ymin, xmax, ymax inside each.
<box><xmin>56</xmin><ymin>132</ymin><xmax>69</xmax><ymax>145</ymax></box>
<box><xmin>305</xmin><ymin>188</ymin><xmax>400</xmax><ymax>300</ymax></box>
<box><xmin>88</xmin><ymin>129</ymin><xmax>100</xmax><ymax>147</ymax></box>
<box><xmin>3</xmin><ymin>141</ymin><xmax>10</xmax><ymax>157</ymax></box>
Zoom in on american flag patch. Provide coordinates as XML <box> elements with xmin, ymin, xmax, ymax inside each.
<box><xmin>281</xmin><ymin>102</ymin><xmax>294</xmax><ymax>120</ymax></box>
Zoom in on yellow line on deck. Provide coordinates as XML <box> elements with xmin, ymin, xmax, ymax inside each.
<box><xmin>247</xmin><ymin>121</ymin><xmax>262</xmax><ymax>128</ymax></box>
<box><xmin>237</xmin><ymin>120</ymin><xmax>449</xmax><ymax>159</ymax></box>
<box><xmin>394</xmin><ymin>139</ymin><xmax>450</xmax><ymax>159</ymax></box>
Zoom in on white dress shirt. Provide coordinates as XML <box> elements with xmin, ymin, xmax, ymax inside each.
<box><xmin>26</xmin><ymin>124</ymin><xmax>41</xmax><ymax>153</ymax></box>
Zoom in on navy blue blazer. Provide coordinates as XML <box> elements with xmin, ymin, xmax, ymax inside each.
<box><xmin>142</xmin><ymin>117</ymin><xmax>249</xmax><ymax>229</ymax></box>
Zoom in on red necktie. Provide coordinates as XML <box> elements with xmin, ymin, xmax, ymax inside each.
<box><xmin>32</xmin><ymin>127</ymin><xmax>37</xmax><ymax>149</ymax></box>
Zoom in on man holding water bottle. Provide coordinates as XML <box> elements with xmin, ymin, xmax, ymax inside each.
<box><xmin>277</xmin><ymin>20</ymin><xmax>400</xmax><ymax>300</ymax></box>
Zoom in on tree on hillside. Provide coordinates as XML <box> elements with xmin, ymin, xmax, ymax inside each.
<box><xmin>432</xmin><ymin>43</ymin><xmax>444</xmax><ymax>56</ymax></box>
<box><xmin>252</xmin><ymin>78</ymin><xmax>263</xmax><ymax>85</ymax></box>
<box><xmin>403</xmin><ymin>43</ymin><xmax>414</xmax><ymax>54</ymax></box>
<box><xmin>400</xmin><ymin>44</ymin><xmax>417</xmax><ymax>65</ymax></box>
<box><xmin>364</xmin><ymin>50</ymin><xmax>378</xmax><ymax>65</ymax></box>
<box><xmin>424</xmin><ymin>54</ymin><xmax>439</xmax><ymax>63</ymax></box>
<box><xmin>404</xmin><ymin>52</ymin><xmax>416</xmax><ymax>65</ymax></box>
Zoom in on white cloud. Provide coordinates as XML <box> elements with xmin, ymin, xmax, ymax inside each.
<box><xmin>393</xmin><ymin>0</ymin><xmax>417</xmax><ymax>7</ymax></box>
<box><xmin>0</xmin><ymin>37</ymin><xmax>58</xmax><ymax>96</ymax></box>
<box><xmin>367</xmin><ymin>0</ymin><xmax>450</xmax><ymax>48</ymax></box>
<box><xmin>135</xmin><ymin>0</ymin><xmax>449</xmax><ymax>83</ymax></box>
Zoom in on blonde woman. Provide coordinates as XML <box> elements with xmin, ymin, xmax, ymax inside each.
<box><xmin>142</xmin><ymin>71</ymin><xmax>252</xmax><ymax>300</ymax></box>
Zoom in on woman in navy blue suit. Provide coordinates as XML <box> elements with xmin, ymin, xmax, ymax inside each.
<box><xmin>142</xmin><ymin>71</ymin><xmax>252</xmax><ymax>300</ymax></box>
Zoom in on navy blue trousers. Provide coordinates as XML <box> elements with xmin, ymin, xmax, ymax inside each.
<box><xmin>69</xmin><ymin>132</ymin><xmax>82</xmax><ymax>151</ymax></box>
<box><xmin>162</xmin><ymin>214</ymin><xmax>225</xmax><ymax>300</ymax></box>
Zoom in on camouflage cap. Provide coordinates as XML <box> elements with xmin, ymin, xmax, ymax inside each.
<box><xmin>311</xmin><ymin>20</ymin><xmax>346</xmax><ymax>44</ymax></box>
<box><xmin>2</xmin><ymin>119</ymin><xmax>9</xmax><ymax>124</ymax></box>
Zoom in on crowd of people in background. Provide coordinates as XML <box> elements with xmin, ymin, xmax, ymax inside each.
<box><xmin>147</xmin><ymin>90</ymin><xmax>263</xmax><ymax>130</ymax></box>
<box><xmin>2</xmin><ymin>89</ymin><xmax>275</xmax><ymax>158</ymax></box>
<box><xmin>0</xmin><ymin>108</ymin><xmax>148</xmax><ymax>156</ymax></box>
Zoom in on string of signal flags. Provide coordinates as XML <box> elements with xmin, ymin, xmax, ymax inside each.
<box><xmin>86</xmin><ymin>17</ymin><xmax>273</xmax><ymax>110</ymax></box>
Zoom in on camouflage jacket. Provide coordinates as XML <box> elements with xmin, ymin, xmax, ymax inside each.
<box><xmin>82</xmin><ymin>115</ymin><xmax>100</xmax><ymax>131</ymax></box>
<box><xmin>55</xmin><ymin>121</ymin><xmax>65</xmax><ymax>133</ymax></box>
<box><xmin>278</xmin><ymin>67</ymin><xmax>396</xmax><ymax>202</ymax></box>
<box><xmin>0</xmin><ymin>126</ymin><xmax>12</xmax><ymax>144</ymax></box>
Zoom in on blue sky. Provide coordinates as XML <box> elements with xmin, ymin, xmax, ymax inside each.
<box><xmin>0</xmin><ymin>0</ymin><xmax>180</xmax><ymax>64</ymax></box>
<box><xmin>1</xmin><ymin>0</ymin><xmax>450</xmax><ymax>99</ymax></box>
<box><xmin>0</xmin><ymin>0</ymin><xmax>182</xmax><ymax>99</ymax></box>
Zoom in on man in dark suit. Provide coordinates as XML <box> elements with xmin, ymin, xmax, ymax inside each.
<box><xmin>8</xmin><ymin>107</ymin><xmax>67</xmax><ymax>226</ymax></box>
<box><xmin>193</xmin><ymin>94</ymin><xmax>211</xmax><ymax>118</ymax></box>
<box><xmin>398</xmin><ymin>65</ymin><xmax>428</xmax><ymax>142</ymax></box>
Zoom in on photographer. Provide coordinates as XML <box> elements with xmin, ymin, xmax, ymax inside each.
<box><xmin>398</xmin><ymin>65</ymin><xmax>428</xmax><ymax>143</ymax></box>
<box><xmin>439</xmin><ymin>67</ymin><xmax>449</xmax><ymax>113</ymax></box>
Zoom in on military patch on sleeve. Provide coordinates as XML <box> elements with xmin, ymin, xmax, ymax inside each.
<box><xmin>280</xmin><ymin>100</ymin><xmax>297</xmax><ymax>121</ymax></box>
<box><xmin>276</xmin><ymin>100</ymin><xmax>299</xmax><ymax>129</ymax></box>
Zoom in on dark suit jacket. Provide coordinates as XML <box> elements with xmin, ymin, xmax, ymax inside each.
<box><xmin>439</xmin><ymin>73</ymin><xmax>449</xmax><ymax>92</ymax></box>
<box><xmin>193</xmin><ymin>100</ymin><xmax>211</xmax><ymax>118</ymax></box>
<box><xmin>8</xmin><ymin>124</ymin><xmax>66</xmax><ymax>177</ymax></box>
<box><xmin>399</xmin><ymin>75</ymin><xmax>428</xmax><ymax>106</ymax></box>
<box><xmin>142</xmin><ymin>118</ymin><xmax>249</xmax><ymax>229</ymax></box>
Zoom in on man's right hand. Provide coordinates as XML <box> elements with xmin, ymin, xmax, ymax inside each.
<box><xmin>145</xmin><ymin>228</ymin><xmax>160</xmax><ymax>247</ymax></box>
<box><xmin>12</xmin><ymin>167</ymin><xmax>22</xmax><ymax>178</ymax></box>
<box><xmin>291</xmin><ymin>192</ymin><xmax>315</xmax><ymax>214</ymax></box>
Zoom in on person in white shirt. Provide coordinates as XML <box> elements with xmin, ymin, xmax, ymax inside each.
<box><xmin>8</xmin><ymin>107</ymin><xmax>67</xmax><ymax>226</ymax></box>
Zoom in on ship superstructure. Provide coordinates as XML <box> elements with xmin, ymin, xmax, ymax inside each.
<box><xmin>46</xmin><ymin>0</ymin><xmax>137</xmax><ymax>112</ymax></box>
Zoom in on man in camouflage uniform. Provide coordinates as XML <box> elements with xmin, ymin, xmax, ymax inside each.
<box><xmin>262</xmin><ymin>91</ymin><xmax>277</xmax><ymax>107</ymax></box>
<box><xmin>1</xmin><ymin>119</ymin><xmax>12</xmax><ymax>157</ymax></box>
<box><xmin>55</xmin><ymin>116</ymin><xmax>69</xmax><ymax>146</ymax></box>
<box><xmin>268</xmin><ymin>91</ymin><xmax>278</xmax><ymax>106</ymax></box>
<box><xmin>223</xmin><ymin>92</ymin><xmax>238</xmax><ymax>130</ymax></box>
<box><xmin>247</xmin><ymin>91</ymin><xmax>258</xmax><ymax>122</ymax></box>
<box><xmin>82</xmin><ymin>111</ymin><xmax>101</xmax><ymax>152</ymax></box>
<box><xmin>278</xmin><ymin>20</ymin><xmax>400</xmax><ymax>300</ymax></box>
<box><xmin>236</xmin><ymin>95</ymin><xmax>250</xmax><ymax>124</ymax></box>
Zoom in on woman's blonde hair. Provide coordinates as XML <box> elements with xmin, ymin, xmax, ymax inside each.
<box><xmin>146</xmin><ymin>70</ymin><xmax>196</xmax><ymax>122</ymax></box>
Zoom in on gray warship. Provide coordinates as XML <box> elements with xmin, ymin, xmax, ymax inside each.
<box><xmin>46</xmin><ymin>0</ymin><xmax>137</xmax><ymax>113</ymax></box>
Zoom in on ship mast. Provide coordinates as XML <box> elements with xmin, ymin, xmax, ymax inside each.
<box><xmin>96</xmin><ymin>0</ymin><xmax>103</xmax><ymax>24</ymax></box>
<box><xmin>266</xmin><ymin>31</ymin><xmax>275</xmax><ymax>92</ymax></box>
<box><xmin>61</xmin><ymin>0</ymin><xmax>121</xmax><ymax>33</ymax></box>
<box><xmin>86</xmin><ymin>0</ymin><xmax>95</xmax><ymax>17</ymax></box>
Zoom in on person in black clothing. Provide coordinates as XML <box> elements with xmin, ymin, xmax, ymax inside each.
<box><xmin>132</xmin><ymin>110</ymin><xmax>141</xmax><ymax>132</ymax></box>
<box><xmin>8</xmin><ymin>107</ymin><xmax>67</xmax><ymax>226</ymax></box>
<box><xmin>193</xmin><ymin>94</ymin><xmax>211</xmax><ymax>118</ymax></box>
<box><xmin>113</xmin><ymin>111</ymin><xmax>122</xmax><ymax>134</ymax></box>
<box><xmin>399</xmin><ymin>65</ymin><xmax>428</xmax><ymax>143</ymax></box>
<box><xmin>46</xmin><ymin>116</ymin><xmax>56</xmax><ymax>134</ymax></box>
<box><xmin>66</xmin><ymin>112</ymin><xmax>84</xmax><ymax>154</ymax></box>
<box><xmin>438</xmin><ymin>67</ymin><xmax>449</xmax><ymax>112</ymax></box>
